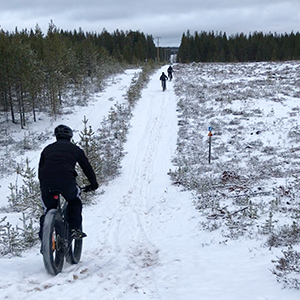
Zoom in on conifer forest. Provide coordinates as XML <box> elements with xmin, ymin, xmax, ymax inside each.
<box><xmin>177</xmin><ymin>30</ymin><xmax>300</xmax><ymax>63</ymax></box>
<box><xmin>0</xmin><ymin>22</ymin><xmax>156</xmax><ymax>128</ymax></box>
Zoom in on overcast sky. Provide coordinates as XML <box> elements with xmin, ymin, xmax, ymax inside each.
<box><xmin>0</xmin><ymin>0</ymin><xmax>299</xmax><ymax>46</ymax></box>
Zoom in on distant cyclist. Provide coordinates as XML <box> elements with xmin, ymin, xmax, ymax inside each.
<box><xmin>167</xmin><ymin>65</ymin><xmax>174</xmax><ymax>81</ymax></box>
<box><xmin>160</xmin><ymin>72</ymin><xmax>168</xmax><ymax>91</ymax></box>
<box><xmin>38</xmin><ymin>124</ymin><xmax>98</xmax><ymax>242</ymax></box>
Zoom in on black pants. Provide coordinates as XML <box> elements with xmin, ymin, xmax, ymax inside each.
<box><xmin>39</xmin><ymin>178</ymin><xmax>82</xmax><ymax>239</ymax></box>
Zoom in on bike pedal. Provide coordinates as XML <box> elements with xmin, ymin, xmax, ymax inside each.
<box><xmin>71</xmin><ymin>229</ymin><xmax>87</xmax><ymax>240</ymax></box>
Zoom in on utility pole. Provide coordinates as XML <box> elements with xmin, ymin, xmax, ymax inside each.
<box><xmin>155</xmin><ymin>37</ymin><xmax>161</xmax><ymax>62</ymax></box>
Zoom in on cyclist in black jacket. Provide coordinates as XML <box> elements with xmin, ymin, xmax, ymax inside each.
<box><xmin>167</xmin><ymin>65</ymin><xmax>173</xmax><ymax>80</ymax></box>
<box><xmin>160</xmin><ymin>72</ymin><xmax>168</xmax><ymax>91</ymax></box>
<box><xmin>38</xmin><ymin>124</ymin><xmax>98</xmax><ymax>241</ymax></box>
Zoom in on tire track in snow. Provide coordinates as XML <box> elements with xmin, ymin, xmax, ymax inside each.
<box><xmin>73</xmin><ymin>68</ymin><xmax>177</xmax><ymax>299</ymax></box>
<box><xmin>96</xmin><ymin>68</ymin><xmax>174</xmax><ymax>298</ymax></box>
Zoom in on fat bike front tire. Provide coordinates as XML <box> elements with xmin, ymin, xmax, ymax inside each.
<box><xmin>42</xmin><ymin>209</ymin><xmax>65</xmax><ymax>275</ymax></box>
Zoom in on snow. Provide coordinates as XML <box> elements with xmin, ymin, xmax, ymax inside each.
<box><xmin>0</xmin><ymin>65</ymin><xmax>299</xmax><ymax>299</ymax></box>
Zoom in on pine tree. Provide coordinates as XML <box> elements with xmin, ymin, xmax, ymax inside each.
<box><xmin>8</xmin><ymin>158</ymin><xmax>41</xmax><ymax>217</ymax></box>
<box><xmin>77</xmin><ymin>116</ymin><xmax>102</xmax><ymax>189</ymax></box>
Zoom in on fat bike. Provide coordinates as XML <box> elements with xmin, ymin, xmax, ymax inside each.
<box><xmin>42</xmin><ymin>188</ymin><xmax>89</xmax><ymax>275</ymax></box>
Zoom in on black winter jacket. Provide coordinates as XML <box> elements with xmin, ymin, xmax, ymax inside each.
<box><xmin>160</xmin><ymin>74</ymin><xmax>168</xmax><ymax>81</ymax></box>
<box><xmin>38</xmin><ymin>138</ymin><xmax>98</xmax><ymax>189</ymax></box>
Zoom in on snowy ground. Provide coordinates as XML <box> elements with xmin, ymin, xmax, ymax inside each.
<box><xmin>0</xmin><ymin>65</ymin><xmax>299</xmax><ymax>299</ymax></box>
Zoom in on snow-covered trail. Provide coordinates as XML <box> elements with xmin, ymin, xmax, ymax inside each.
<box><xmin>81</xmin><ymin>67</ymin><xmax>204</xmax><ymax>299</ymax></box>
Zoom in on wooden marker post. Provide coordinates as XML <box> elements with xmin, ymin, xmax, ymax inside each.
<box><xmin>208</xmin><ymin>127</ymin><xmax>213</xmax><ymax>164</ymax></box>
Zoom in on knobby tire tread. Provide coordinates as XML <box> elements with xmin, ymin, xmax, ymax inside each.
<box><xmin>42</xmin><ymin>209</ymin><xmax>64</xmax><ymax>275</ymax></box>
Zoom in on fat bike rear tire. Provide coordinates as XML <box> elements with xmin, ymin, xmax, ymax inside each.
<box><xmin>42</xmin><ymin>209</ymin><xmax>65</xmax><ymax>275</ymax></box>
<box><xmin>65</xmin><ymin>224</ymin><xmax>83</xmax><ymax>264</ymax></box>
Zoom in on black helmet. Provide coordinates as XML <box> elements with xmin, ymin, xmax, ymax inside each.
<box><xmin>54</xmin><ymin>124</ymin><xmax>73</xmax><ymax>140</ymax></box>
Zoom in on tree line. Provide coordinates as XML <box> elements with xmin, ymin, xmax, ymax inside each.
<box><xmin>177</xmin><ymin>30</ymin><xmax>300</xmax><ymax>63</ymax></box>
<box><xmin>0</xmin><ymin>21</ymin><xmax>156</xmax><ymax>128</ymax></box>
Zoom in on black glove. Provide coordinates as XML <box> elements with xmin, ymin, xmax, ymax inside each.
<box><xmin>82</xmin><ymin>183</ymin><xmax>98</xmax><ymax>192</ymax></box>
<box><xmin>91</xmin><ymin>182</ymin><xmax>99</xmax><ymax>190</ymax></box>
<box><xmin>82</xmin><ymin>185</ymin><xmax>92</xmax><ymax>192</ymax></box>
